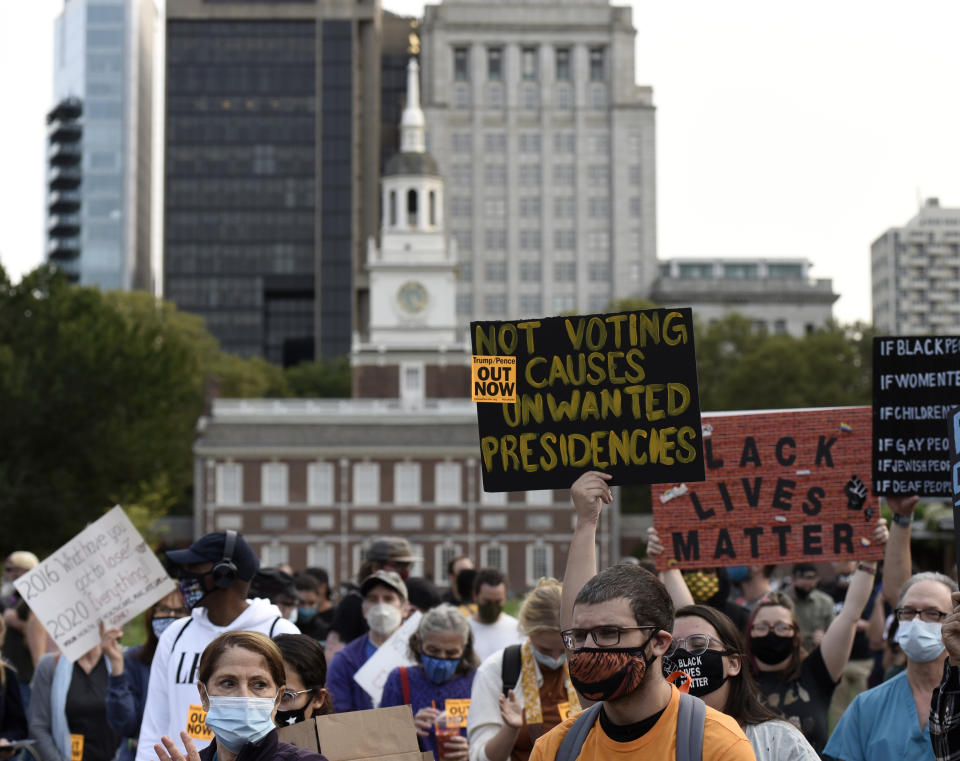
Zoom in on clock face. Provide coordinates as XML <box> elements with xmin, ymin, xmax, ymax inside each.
<box><xmin>397</xmin><ymin>281</ymin><xmax>428</xmax><ymax>314</ymax></box>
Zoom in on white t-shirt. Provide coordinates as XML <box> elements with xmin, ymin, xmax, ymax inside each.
<box><xmin>745</xmin><ymin>718</ymin><xmax>820</xmax><ymax>761</ymax></box>
<box><xmin>469</xmin><ymin>613</ymin><xmax>523</xmax><ymax>662</ymax></box>
<box><xmin>135</xmin><ymin>598</ymin><xmax>299</xmax><ymax>761</ymax></box>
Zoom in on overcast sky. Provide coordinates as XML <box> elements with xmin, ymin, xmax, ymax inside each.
<box><xmin>3</xmin><ymin>1</ymin><xmax>960</xmax><ymax>324</ymax></box>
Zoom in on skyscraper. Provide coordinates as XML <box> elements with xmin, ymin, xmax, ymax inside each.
<box><xmin>419</xmin><ymin>0</ymin><xmax>657</xmax><ymax>323</ymax></box>
<box><xmin>163</xmin><ymin>0</ymin><xmax>387</xmax><ymax>364</ymax></box>
<box><xmin>47</xmin><ymin>0</ymin><xmax>156</xmax><ymax>291</ymax></box>
<box><xmin>872</xmin><ymin>197</ymin><xmax>960</xmax><ymax>334</ymax></box>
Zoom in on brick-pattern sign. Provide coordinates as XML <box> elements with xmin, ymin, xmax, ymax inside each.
<box><xmin>873</xmin><ymin>336</ymin><xmax>960</xmax><ymax>497</ymax></box>
<box><xmin>471</xmin><ymin>308</ymin><xmax>705</xmax><ymax>492</ymax></box>
<box><xmin>653</xmin><ymin>406</ymin><xmax>881</xmax><ymax>570</ymax></box>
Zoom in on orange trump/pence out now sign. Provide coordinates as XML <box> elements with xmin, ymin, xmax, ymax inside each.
<box><xmin>472</xmin><ymin>355</ymin><xmax>517</xmax><ymax>403</ymax></box>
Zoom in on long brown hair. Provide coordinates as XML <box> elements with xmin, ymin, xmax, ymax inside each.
<box><xmin>744</xmin><ymin>592</ymin><xmax>806</xmax><ymax>682</ymax></box>
<box><xmin>675</xmin><ymin>605</ymin><xmax>780</xmax><ymax>726</ymax></box>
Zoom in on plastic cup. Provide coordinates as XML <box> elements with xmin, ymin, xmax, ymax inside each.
<box><xmin>434</xmin><ymin>712</ymin><xmax>462</xmax><ymax>760</ymax></box>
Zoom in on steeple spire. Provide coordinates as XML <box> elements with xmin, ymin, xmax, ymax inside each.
<box><xmin>400</xmin><ymin>58</ymin><xmax>425</xmax><ymax>154</ymax></box>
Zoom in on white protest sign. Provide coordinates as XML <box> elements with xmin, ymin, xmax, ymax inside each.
<box><xmin>14</xmin><ymin>506</ymin><xmax>176</xmax><ymax>662</ymax></box>
<box><xmin>353</xmin><ymin>610</ymin><xmax>422</xmax><ymax>707</ymax></box>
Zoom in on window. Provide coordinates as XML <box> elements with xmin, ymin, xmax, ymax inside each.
<box><xmin>519</xmin><ymin>293</ymin><xmax>542</xmax><ymax>314</ymax></box>
<box><xmin>484</xmin><ymin>133</ymin><xmax>506</xmax><ymax>152</ymax></box>
<box><xmin>394</xmin><ymin>463</ymin><xmax>421</xmax><ymax>504</ymax></box>
<box><xmin>519</xmin><ymin>261</ymin><xmax>542</xmax><ymax>281</ymax></box>
<box><xmin>407</xmin><ymin>189</ymin><xmax>418</xmax><ymax>227</ymax></box>
<box><xmin>307</xmin><ymin>461</ymin><xmax>334</xmax><ymax>505</ymax></box>
<box><xmin>554</xmin><ymin>197</ymin><xmax>575</xmax><ymax>218</ymax></box>
<box><xmin>553</xmin><ymin>230</ymin><xmax>576</xmax><ymax>250</ymax></box>
<box><xmin>484</xmin><ymin>260</ymin><xmax>507</xmax><ymax>282</ymax></box>
<box><xmin>352</xmin><ymin>462</ymin><xmax>379</xmax><ymax>505</ymax></box>
<box><xmin>553</xmin><ymin>133</ymin><xmax>575</xmax><ymax>153</ymax></box>
<box><xmin>454</xmin><ymin>46</ymin><xmax>469</xmax><ymax>81</ymax></box>
<box><xmin>484</xmin><ymin>165</ymin><xmax>506</xmax><ymax>185</ymax></box>
<box><xmin>589</xmin><ymin>85</ymin><xmax>607</xmax><ymax>110</ymax></box>
<box><xmin>519</xmin><ymin>197</ymin><xmax>541</xmax><ymax>216</ymax></box>
<box><xmin>453</xmin><ymin>85</ymin><xmax>470</xmax><ymax>110</ymax></box>
<box><xmin>522</xmin><ymin>85</ymin><xmax>539</xmax><ymax>110</ymax></box>
<box><xmin>519</xmin><ymin>134</ymin><xmax>541</xmax><ymax>153</ymax></box>
<box><xmin>519</xmin><ymin>165</ymin><xmax>541</xmax><ymax>187</ymax></box>
<box><xmin>774</xmin><ymin>319</ymin><xmax>788</xmax><ymax>335</ymax></box>
<box><xmin>436</xmin><ymin>514</ymin><xmax>463</xmax><ymax>530</ymax></box>
<box><xmin>522</xmin><ymin>47</ymin><xmax>538</xmax><ymax>80</ymax></box>
<box><xmin>554</xmin><ymin>293</ymin><xmax>576</xmax><ymax>312</ymax></box>
<box><xmin>488</xmin><ymin>84</ymin><xmax>504</xmax><ymax>108</ymax></box>
<box><xmin>451</xmin><ymin>133</ymin><xmax>472</xmax><ymax>153</ymax></box>
<box><xmin>451</xmin><ymin>197</ymin><xmax>472</xmax><ymax>218</ymax></box>
<box><xmin>216</xmin><ymin>463</ymin><xmax>242</xmax><ymax>505</ymax></box>
<box><xmin>481</xmin><ymin>543</ymin><xmax>509</xmax><ymax>574</ymax></box>
<box><xmin>519</xmin><ymin>230</ymin><xmax>541</xmax><ymax>250</ymax></box>
<box><xmin>306</xmin><ymin>543</ymin><xmax>335</xmax><ymax>586</ymax></box>
<box><xmin>261</xmin><ymin>541</ymin><xmax>289</xmax><ymax>567</ymax></box>
<box><xmin>526</xmin><ymin>543</ymin><xmax>554</xmax><ymax>585</ymax></box>
<box><xmin>555</xmin><ymin>84</ymin><xmax>572</xmax><ymax>110</ymax></box>
<box><xmin>484</xmin><ymin>293</ymin><xmax>507</xmax><ymax>314</ymax></box>
<box><xmin>678</xmin><ymin>262</ymin><xmax>714</xmax><ymax>278</ymax></box>
<box><xmin>481</xmin><ymin>488</ymin><xmax>508</xmax><ymax>506</ymax></box>
<box><xmin>555</xmin><ymin>48</ymin><xmax>571</xmax><ymax>81</ymax></box>
<box><xmin>307</xmin><ymin>514</ymin><xmax>334</xmax><ymax>530</ymax></box>
<box><xmin>553</xmin><ymin>165</ymin><xmax>575</xmax><ymax>185</ymax></box>
<box><xmin>630</xmin><ymin>197</ymin><xmax>642</xmax><ymax>217</ymax></box>
<box><xmin>484</xmin><ymin>198</ymin><xmax>505</xmax><ymax>217</ymax></box>
<box><xmin>450</xmin><ymin>165</ymin><xmax>472</xmax><ymax>185</ymax></box>
<box><xmin>768</xmin><ymin>263</ymin><xmax>804</xmax><ymax>279</ymax></box>
<box><xmin>587</xmin><ymin>134</ymin><xmax>609</xmax><ymax>154</ymax></box>
<box><xmin>261</xmin><ymin>463</ymin><xmax>288</xmax><ymax>505</ymax></box>
<box><xmin>429</xmin><ymin>191</ymin><xmax>437</xmax><ymax>226</ymax></box>
<box><xmin>262</xmin><ymin>514</ymin><xmax>288</xmax><ymax>530</ymax></box>
<box><xmin>629</xmin><ymin>166</ymin><xmax>642</xmax><ymax>186</ymax></box>
<box><xmin>452</xmin><ymin>230</ymin><xmax>473</xmax><ymax>252</ymax></box>
<box><xmin>215</xmin><ymin>514</ymin><xmax>242</xmax><ymax>531</ymax></box>
<box><xmin>435</xmin><ymin>462</ymin><xmax>462</xmax><ymax>503</ymax></box>
<box><xmin>526</xmin><ymin>513</ymin><xmax>553</xmax><ymax>529</ymax></box>
<box><xmin>456</xmin><ymin>293</ymin><xmax>474</xmax><ymax>314</ymax></box>
<box><xmin>589</xmin><ymin>47</ymin><xmax>606</xmax><ymax>81</ymax></box>
<box><xmin>434</xmin><ymin>543</ymin><xmax>464</xmax><ymax>586</ymax></box>
<box><xmin>484</xmin><ymin>229</ymin><xmax>506</xmax><ymax>250</ymax></box>
<box><xmin>588</xmin><ymin>197</ymin><xmax>609</xmax><ymax>218</ymax></box>
<box><xmin>589</xmin><ymin>294</ymin><xmax>609</xmax><ymax>313</ymax></box>
<box><xmin>588</xmin><ymin>165</ymin><xmax>609</xmax><ymax>187</ymax></box>
<box><xmin>723</xmin><ymin>263</ymin><xmax>759</xmax><ymax>279</ymax></box>
<box><xmin>488</xmin><ymin>48</ymin><xmax>503</xmax><ymax>80</ymax></box>
<box><xmin>589</xmin><ymin>261</ymin><xmax>610</xmax><ymax>281</ymax></box>
<box><xmin>401</xmin><ymin>363</ymin><xmax>424</xmax><ymax>402</ymax></box>
<box><xmin>353</xmin><ymin>514</ymin><xmax>380</xmax><ymax>530</ymax></box>
<box><xmin>554</xmin><ymin>261</ymin><xmax>577</xmax><ymax>281</ymax></box>
<box><xmin>459</xmin><ymin>260</ymin><xmax>473</xmax><ymax>282</ymax></box>
<box><xmin>388</xmin><ymin>191</ymin><xmax>397</xmax><ymax>227</ymax></box>
<box><xmin>588</xmin><ymin>231</ymin><xmax>610</xmax><ymax>251</ymax></box>
<box><xmin>392</xmin><ymin>514</ymin><xmax>423</xmax><ymax>530</ymax></box>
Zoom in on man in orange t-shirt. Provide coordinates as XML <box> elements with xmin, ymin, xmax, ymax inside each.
<box><xmin>530</xmin><ymin>471</ymin><xmax>756</xmax><ymax>761</ymax></box>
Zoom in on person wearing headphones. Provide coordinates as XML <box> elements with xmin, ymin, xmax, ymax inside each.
<box><xmin>135</xmin><ymin>532</ymin><xmax>299</xmax><ymax>761</ymax></box>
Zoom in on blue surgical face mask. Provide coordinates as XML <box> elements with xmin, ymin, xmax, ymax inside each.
<box><xmin>152</xmin><ymin>617</ymin><xmax>179</xmax><ymax>639</ymax></box>
<box><xmin>532</xmin><ymin>646</ymin><xmax>566</xmax><ymax>671</ymax></box>
<box><xmin>726</xmin><ymin>566</ymin><xmax>749</xmax><ymax>584</ymax></box>
<box><xmin>421</xmin><ymin>654</ymin><xmax>460</xmax><ymax>684</ymax></box>
<box><xmin>298</xmin><ymin>607</ymin><xmax>317</xmax><ymax>624</ymax></box>
<box><xmin>896</xmin><ymin>619</ymin><xmax>945</xmax><ymax>663</ymax></box>
<box><xmin>203</xmin><ymin>692</ymin><xmax>278</xmax><ymax>752</ymax></box>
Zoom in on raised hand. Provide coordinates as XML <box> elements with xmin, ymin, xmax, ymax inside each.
<box><xmin>99</xmin><ymin>619</ymin><xmax>125</xmax><ymax>674</ymax></box>
<box><xmin>944</xmin><ymin>591</ymin><xmax>960</xmax><ymax>663</ymax></box>
<box><xmin>155</xmin><ymin>733</ymin><xmax>202</xmax><ymax>761</ymax></box>
<box><xmin>498</xmin><ymin>689</ymin><xmax>524</xmax><ymax>729</ymax></box>
<box><xmin>646</xmin><ymin>526</ymin><xmax>664</xmax><ymax>558</ymax></box>
<box><xmin>570</xmin><ymin>471</ymin><xmax>612</xmax><ymax>527</ymax></box>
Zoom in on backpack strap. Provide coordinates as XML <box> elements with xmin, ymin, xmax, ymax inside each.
<box><xmin>170</xmin><ymin>618</ymin><xmax>193</xmax><ymax>653</ymax></box>
<box><xmin>501</xmin><ymin>644</ymin><xmax>522</xmax><ymax>697</ymax></box>
<box><xmin>399</xmin><ymin>666</ymin><xmax>411</xmax><ymax>705</ymax></box>
<box><xmin>269</xmin><ymin>616</ymin><xmax>281</xmax><ymax>638</ymax></box>
<box><xmin>554</xmin><ymin>702</ymin><xmax>602</xmax><ymax>761</ymax></box>
<box><xmin>675</xmin><ymin>692</ymin><xmax>706</xmax><ymax>761</ymax></box>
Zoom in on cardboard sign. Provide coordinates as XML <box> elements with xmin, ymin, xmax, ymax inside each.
<box><xmin>445</xmin><ymin>698</ymin><xmax>470</xmax><ymax>727</ymax></box>
<box><xmin>472</xmin><ymin>356</ymin><xmax>518</xmax><ymax>403</ymax></box>
<box><xmin>352</xmin><ymin>611</ymin><xmax>422</xmax><ymax>706</ymax></box>
<box><xmin>873</xmin><ymin>336</ymin><xmax>960</xmax><ymax>497</ymax></box>
<box><xmin>653</xmin><ymin>406</ymin><xmax>882</xmax><ymax>570</ymax></box>
<box><xmin>13</xmin><ymin>506</ymin><xmax>176</xmax><ymax>661</ymax></box>
<box><xmin>470</xmin><ymin>308</ymin><xmax>705</xmax><ymax>491</ymax></box>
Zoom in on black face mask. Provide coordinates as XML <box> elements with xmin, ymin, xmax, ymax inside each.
<box><xmin>477</xmin><ymin>601</ymin><xmax>503</xmax><ymax>624</ymax></box>
<box><xmin>662</xmin><ymin>648</ymin><xmax>728</xmax><ymax>698</ymax></box>
<box><xmin>793</xmin><ymin>585</ymin><xmax>812</xmax><ymax>600</ymax></box>
<box><xmin>751</xmin><ymin>633</ymin><xmax>794</xmax><ymax>665</ymax></box>
<box><xmin>275</xmin><ymin>706</ymin><xmax>308</xmax><ymax>727</ymax></box>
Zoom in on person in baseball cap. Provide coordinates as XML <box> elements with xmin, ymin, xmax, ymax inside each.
<box><xmin>327</xmin><ymin>570</ymin><xmax>410</xmax><ymax>712</ymax></box>
<box><xmin>324</xmin><ymin>537</ymin><xmax>422</xmax><ymax>661</ymax></box>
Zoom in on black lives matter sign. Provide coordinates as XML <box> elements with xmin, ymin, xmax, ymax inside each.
<box><xmin>470</xmin><ymin>308</ymin><xmax>705</xmax><ymax>492</ymax></box>
<box><xmin>873</xmin><ymin>336</ymin><xmax>960</xmax><ymax>497</ymax></box>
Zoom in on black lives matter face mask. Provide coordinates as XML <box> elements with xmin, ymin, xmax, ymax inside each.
<box><xmin>662</xmin><ymin>648</ymin><xmax>728</xmax><ymax>698</ymax></box>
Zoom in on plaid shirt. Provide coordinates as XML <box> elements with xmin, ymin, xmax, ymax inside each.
<box><xmin>931</xmin><ymin>661</ymin><xmax>960</xmax><ymax>761</ymax></box>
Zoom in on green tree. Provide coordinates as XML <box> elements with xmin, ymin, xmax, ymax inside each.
<box><xmin>284</xmin><ymin>357</ymin><xmax>351</xmax><ymax>398</ymax></box>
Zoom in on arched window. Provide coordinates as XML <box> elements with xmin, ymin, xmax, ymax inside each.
<box><xmin>428</xmin><ymin>190</ymin><xmax>436</xmax><ymax>226</ymax></box>
<box><xmin>407</xmin><ymin>189</ymin><xmax>418</xmax><ymax>227</ymax></box>
<box><xmin>389</xmin><ymin>190</ymin><xmax>397</xmax><ymax>227</ymax></box>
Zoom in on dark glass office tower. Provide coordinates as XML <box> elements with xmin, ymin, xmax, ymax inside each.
<box><xmin>164</xmin><ymin>1</ymin><xmax>382</xmax><ymax>363</ymax></box>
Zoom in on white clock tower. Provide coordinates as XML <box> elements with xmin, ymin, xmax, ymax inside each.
<box><xmin>352</xmin><ymin>57</ymin><xmax>469</xmax><ymax>402</ymax></box>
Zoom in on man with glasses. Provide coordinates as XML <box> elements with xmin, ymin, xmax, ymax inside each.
<box><xmin>529</xmin><ymin>471</ymin><xmax>755</xmax><ymax>761</ymax></box>
<box><xmin>823</xmin><ymin>571</ymin><xmax>957</xmax><ymax>761</ymax></box>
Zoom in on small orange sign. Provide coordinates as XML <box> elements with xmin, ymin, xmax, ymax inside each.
<box><xmin>471</xmin><ymin>356</ymin><xmax>517</xmax><ymax>403</ymax></box>
<box><xmin>445</xmin><ymin>698</ymin><xmax>471</xmax><ymax>727</ymax></box>
<box><xmin>70</xmin><ymin>734</ymin><xmax>84</xmax><ymax>761</ymax></box>
<box><xmin>186</xmin><ymin>704</ymin><xmax>214</xmax><ymax>741</ymax></box>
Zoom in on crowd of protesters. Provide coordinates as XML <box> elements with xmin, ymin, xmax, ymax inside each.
<box><xmin>2</xmin><ymin>477</ymin><xmax>960</xmax><ymax>761</ymax></box>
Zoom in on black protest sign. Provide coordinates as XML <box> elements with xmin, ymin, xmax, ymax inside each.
<box><xmin>873</xmin><ymin>336</ymin><xmax>960</xmax><ymax>497</ymax></box>
<box><xmin>950</xmin><ymin>405</ymin><xmax>960</xmax><ymax>580</ymax></box>
<box><xmin>470</xmin><ymin>308</ymin><xmax>705</xmax><ymax>492</ymax></box>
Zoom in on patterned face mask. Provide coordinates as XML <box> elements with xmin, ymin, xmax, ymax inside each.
<box><xmin>683</xmin><ymin>571</ymin><xmax>720</xmax><ymax>603</ymax></box>
<box><xmin>566</xmin><ymin>631</ymin><xmax>658</xmax><ymax>702</ymax></box>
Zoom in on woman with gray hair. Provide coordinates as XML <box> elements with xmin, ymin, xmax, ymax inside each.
<box><xmin>381</xmin><ymin>604</ymin><xmax>479</xmax><ymax>760</ymax></box>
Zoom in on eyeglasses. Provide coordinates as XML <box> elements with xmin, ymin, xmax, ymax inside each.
<box><xmin>280</xmin><ymin>688</ymin><xmax>314</xmax><ymax>707</ymax></box>
<box><xmin>560</xmin><ymin>626</ymin><xmax>656</xmax><ymax>650</ymax></box>
<box><xmin>895</xmin><ymin>607</ymin><xmax>949</xmax><ymax>623</ymax></box>
<box><xmin>155</xmin><ymin>605</ymin><xmax>190</xmax><ymax>617</ymax></box>
<box><xmin>750</xmin><ymin>622</ymin><xmax>795</xmax><ymax>637</ymax></box>
<box><xmin>665</xmin><ymin>634</ymin><xmax>729</xmax><ymax>658</ymax></box>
